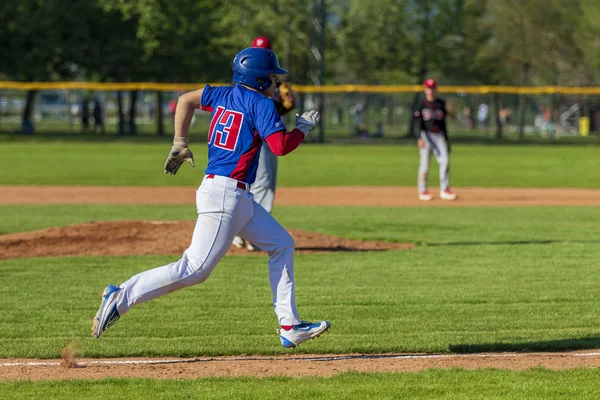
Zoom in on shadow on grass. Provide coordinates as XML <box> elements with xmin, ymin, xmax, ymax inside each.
<box><xmin>425</xmin><ymin>239</ymin><xmax>600</xmax><ymax>247</ymax></box>
<box><xmin>450</xmin><ymin>337</ymin><xmax>600</xmax><ymax>353</ymax></box>
<box><xmin>296</xmin><ymin>246</ymin><xmax>398</xmax><ymax>252</ymax></box>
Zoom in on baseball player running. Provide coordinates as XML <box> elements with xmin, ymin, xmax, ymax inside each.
<box><xmin>233</xmin><ymin>36</ymin><xmax>296</xmax><ymax>251</ymax></box>
<box><xmin>414</xmin><ymin>78</ymin><xmax>457</xmax><ymax>201</ymax></box>
<box><xmin>92</xmin><ymin>47</ymin><xmax>330</xmax><ymax>348</ymax></box>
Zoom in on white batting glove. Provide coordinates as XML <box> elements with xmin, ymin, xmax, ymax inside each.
<box><xmin>295</xmin><ymin>110</ymin><xmax>320</xmax><ymax>136</ymax></box>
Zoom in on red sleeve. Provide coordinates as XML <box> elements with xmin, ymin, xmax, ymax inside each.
<box><xmin>264</xmin><ymin>128</ymin><xmax>305</xmax><ymax>156</ymax></box>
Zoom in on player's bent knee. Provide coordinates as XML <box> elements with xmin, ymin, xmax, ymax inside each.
<box><xmin>281</xmin><ymin>231</ymin><xmax>295</xmax><ymax>250</ymax></box>
<box><xmin>179</xmin><ymin>254</ymin><xmax>216</xmax><ymax>285</ymax></box>
<box><xmin>192</xmin><ymin>270</ymin><xmax>211</xmax><ymax>284</ymax></box>
<box><xmin>269</xmin><ymin>231</ymin><xmax>295</xmax><ymax>255</ymax></box>
<box><xmin>186</xmin><ymin>262</ymin><xmax>214</xmax><ymax>284</ymax></box>
<box><xmin>175</xmin><ymin>270</ymin><xmax>212</xmax><ymax>287</ymax></box>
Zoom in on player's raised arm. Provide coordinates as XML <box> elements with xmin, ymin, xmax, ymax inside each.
<box><xmin>164</xmin><ymin>88</ymin><xmax>203</xmax><ymax>175</ymax></box>
<box><xmin>264</xmin><ymin>110</ymin><xmax>320</xmax><ymax>156</ymax></box>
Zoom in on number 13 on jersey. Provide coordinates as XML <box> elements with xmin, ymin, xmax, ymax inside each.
<box><xmin>208</xmin><ymin>106</ymin><xmax>244</xmax><ymax>151</ymax></box>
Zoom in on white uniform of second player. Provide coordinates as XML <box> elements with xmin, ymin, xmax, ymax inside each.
<box><xmin>252</xmin><ymin>142</ymin><xmax>278</xmax><ymax>213</ymax></box>
<box><xmin>414</xmin><ymin>78</ymin><xmax>457</xmax><ymax>201</ymax></box>
<box><xmin>418</xmin><ymin>131</ymin><xmax>450</xmax><ymax>193</ymax></box>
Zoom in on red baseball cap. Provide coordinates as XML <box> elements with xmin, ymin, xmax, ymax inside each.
<box><xmin>424</xmin><ymin>78</ymin><xmax>437</xmax><ymax>89</ymax></box>
<box><xmin>252</xmin><ymin>36</ymin><xmax>272</xmax><ymax>50</ymax></box>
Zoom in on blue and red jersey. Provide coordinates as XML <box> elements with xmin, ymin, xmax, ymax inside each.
<box><xmin>200</xmin><ymin>83</ymin><xmax>286</xmax><ymax>184</ymax></box>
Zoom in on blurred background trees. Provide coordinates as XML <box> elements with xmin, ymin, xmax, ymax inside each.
<box><xmin>2</xmin><ymin>0</ymin><xmax>597</xmax><ymax>86</ymax></box>
<box><xmin>0</xmin><ymin>0</ymin><xmax>598</xmax><ymax>135</ymax></box>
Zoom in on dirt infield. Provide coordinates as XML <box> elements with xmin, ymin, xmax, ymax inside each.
<box><xmin>3</xmin><ymin>351</ymin><xmax>600</xmax><ymax>380</ymax></box>
<box><xmin>0</xmin><ymin>220</ymin><xmax>413</xmax><ymax>260</ymax></box>
<box><xmin>2</xmin><ymin>185</ymin><xmax>600</xmax><ymax>206</ymax></box>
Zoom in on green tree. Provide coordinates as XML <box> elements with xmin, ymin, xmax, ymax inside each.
<box><xmin>0</xmin><ymin>0</ymin><xmax>147</xmax><ymax>134</ymax></box>
<box><xmin>78</xmin><ymin>6</ymin><xmax>145</xmax><ymax>135</ymax></box>
<box><xmin>100</xmin><ymin>0</ymin><xmax>228</xmax><ymax>82</ymax></box>
<box><xmin>215</xmin><ymin>0</ymin><xmax>317</xmax><ymax>84</ymax></box>
<box><xmin>0</xmin><ymin>0</ymin><xmax>96</xmax><ymax>132</ymax></box>
<box><xmin>334</xmin><ymin>0</ymin><xmax>410</xmax><ymax>85</ymax></box>
<box><xmin>575</xmin><ymin>0</ymin><xmax>600</xmax><ymax>81</ymax></box>
<box><xmin>435</xmin><ymin>0</ymin><xmax>489</xmax><ymax>84</ymax></box>
<box><xmin>477</xmin><ymin>0</ymin><xmax>582</xmax><ymax>139</ymax></box>
<box><xmin>99</xmin><ymin>0</ymin><xmax>231</xmax><ymax>135</ymax></box>
<box><xmin>329</xmin><ymin>0</ymin><xmax>491</xmax><ymax>135</ymax></box>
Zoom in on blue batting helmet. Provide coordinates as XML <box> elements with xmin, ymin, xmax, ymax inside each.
<box><xmin>232</xmin><ymin>47</ymin><xmax>288</xmax><ymax>91</ymax></box>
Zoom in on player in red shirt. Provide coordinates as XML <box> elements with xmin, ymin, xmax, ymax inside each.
<box><xmin>413</xmin><ymin>78</ymin><xmax>457</xmax><ymax>201</ymax></box>
<box><xmin>92</xmin><ymin>47</ymin><xmax>330</xmax><ymax>349</ymax></box>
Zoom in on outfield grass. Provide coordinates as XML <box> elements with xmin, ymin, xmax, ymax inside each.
<box><xmin>1</xmin><ymin>245</ymin><xmax>598</xmax><ymax>358</ymax></box>
<box><xmin>0</xmin><ymin>204</ymin><xmax>599</xmax><ymax>246</ymax></box>
<box><xmin>1</xmin><ymin>141</ymin><xmax>599</xmax><ymax>187</ymax></box>
<box><xmin>3</xmin><ymin>369</ymin><xmax>600</xmax><ymax>400</ymax></box>
<box><xmin>1</xmin><ymin>138</ymin><xmax>599</xmax><ymax>396</ymax></box>
<box><xmin>1</xmin><ymin>205</ymin><xmax>599</xmax><ymax>358</ymax></box>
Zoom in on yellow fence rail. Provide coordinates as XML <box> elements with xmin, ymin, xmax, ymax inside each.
<box><xmin>1</xmin><ymin>81</ymin><xmax>600</xmax><ymax>95</ymax></box>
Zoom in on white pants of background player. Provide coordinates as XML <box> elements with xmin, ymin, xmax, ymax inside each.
<box><xmin>252</xmin><ymin>141</ymin><xmax>278</xmax><ymax>213</ymax></box>
<box><xmin>418</xmin><ymin>131</ymin><xmax>450</xmax><ymax>192</ymax></box>
<box><xmin>113</xmin><ymin>174</ymin><xmax>301</xmax><ymax>326</ymax></box>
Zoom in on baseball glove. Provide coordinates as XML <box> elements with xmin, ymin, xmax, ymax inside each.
<box><xmin>274</xmin><ymin>81</ymin><xmax>296</xmax><ymax>116</ymax></box>
<box><xmin>164</xmin><ymin>146</ymin><xmax>195</xmax><ymax>175</ymax></box>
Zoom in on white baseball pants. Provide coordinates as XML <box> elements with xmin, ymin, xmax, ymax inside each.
<box><xmin>114</xmin><ymin>174</ymin><xmax>301</xmax><ymax>326</ymax></box>
<box><xmin>252</xmin><ymin>142</ymin><xmax>278</xmax><ymax>213</ymax></box>
<box><xmin>418</xmin><ymin>131</ymin><xmax>450</xmax><ymax>192</ymax></box>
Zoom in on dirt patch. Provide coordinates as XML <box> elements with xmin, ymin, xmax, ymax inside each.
<box><xmin>60</xmin><ymin>342</ymin><xmax>80</xmax><ymax>369</ymax></box>
<box><xmin>2</xmin><ymin>185</ymin><xmax>600</xmax><ymax>206</ymax></box>
<box><xmin>3</xmin><ymin>351</ymin><xmax>600</xmax><ymax>380</ymax></box>
<box><xmin>0</xmin><ymin>220</ymin><xmax>412</xmax><ymax>260</ymax></box>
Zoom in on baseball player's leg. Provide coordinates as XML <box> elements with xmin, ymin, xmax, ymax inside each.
<box><xmin>251</xmin><ymin>142</ymin><xmax>278</xmax><ymax>213</ymax></box>
<box><xmin>238</xmin><ymin>201</ymin><xmax>329</xmax><ymax>347</ymax></box>
<box><xmin>239</xmin><ymin>142</ymin><xmax>278</xmax><ymax>251</ymax></box>
<box><xmin>418</xmin><ymin>131</ymin><xmax>432</xmax><ymax>199</ymax></box>
<box><xmin>429</xmin><ymin>134</ymin><xmax>455</xmax><ymax>199</ymax></box>
<box><xmin>114</xmin><ymin>177</ymin><xmax>253</xmax><ymax>315</ymax></box>
<box><xmin>232</xmin><ymin>235</ymin><xmax>245</xmax><ymax>249</ymax></box>
<box><xmin>238</xmin><ymin>201</ymin><xmax>300</xmax><ymax>326</ymax></box>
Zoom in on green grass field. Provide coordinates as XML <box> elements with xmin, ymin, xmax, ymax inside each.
<box><xmin>1</xmin><ymin>205</ymin><xmax>599</xmax><ymax>358</ymax></box>
<box><xmin>0</xmin><ymin>204</ymin><xmax>598</xmax><ymax>244</ymax></box>
<box><xmin>2</xmin><ymin>244</ymin><xmax>600</xmax><ymax>358</ymax></box>
<box><xmin>1</xmin><ymin>140</ymin><xmax>600</xmax><ymax>187</ymax></box>
<box><xmin>3</xmin><ymin>369</ymin><xmax>600</xmax><ymax>400</ymax></box>
<box><xmin>1</xmin><ymin>140</ymin><xmax>599</xmax><ymax>397</ymax></box>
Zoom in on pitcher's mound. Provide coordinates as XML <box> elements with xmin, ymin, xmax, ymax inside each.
<box><xmin>0</xmin><ymin>220</ymin><xmax>413</xmax><ymax>260</ymax></box>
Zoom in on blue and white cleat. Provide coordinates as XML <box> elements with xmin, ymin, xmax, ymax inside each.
<box><xmin>279</xmin><ymin>321</ymin><xmax>330</xmax><ymax>348</ymax></box>
<box><xmin>92</xmin><ymin>284</ymin><xmax>122</xmax><ymax>338</ymax></box>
